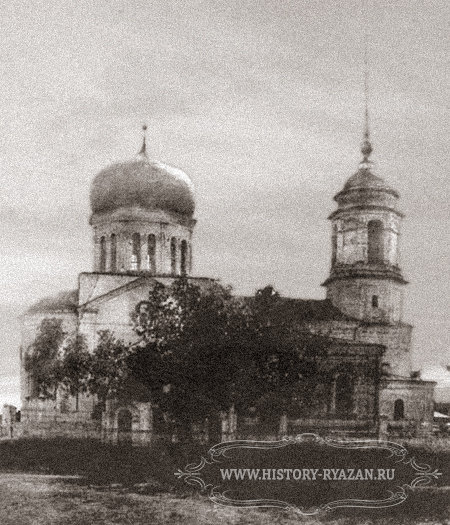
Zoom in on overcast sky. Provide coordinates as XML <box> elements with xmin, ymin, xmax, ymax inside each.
<box><xmin>0</xmin><ymin>0</ymin><xmax>449</xmax><ymax>407</ymax></box>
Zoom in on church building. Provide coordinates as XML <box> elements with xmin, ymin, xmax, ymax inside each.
<box><xmin>18</xmin><ymin>126</ymin><xmax>435</xmax><ymax>443</ymax></box>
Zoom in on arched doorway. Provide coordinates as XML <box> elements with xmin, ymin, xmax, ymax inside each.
<box><xmin>117</xmin><ymin>409</ymin><xmax>132</xmax><ymax>443</ymax></box>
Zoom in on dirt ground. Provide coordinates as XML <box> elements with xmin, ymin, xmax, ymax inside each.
<box><xmin>0</xmin><ymin>473</ymin><xmax>448</xmax><ymax>525</ymax></box>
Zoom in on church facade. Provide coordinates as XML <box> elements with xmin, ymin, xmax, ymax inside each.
<box><xmin>18</xmin><ymin>130</ymin><xmax>435</xmax><ymax>443</ymax></box>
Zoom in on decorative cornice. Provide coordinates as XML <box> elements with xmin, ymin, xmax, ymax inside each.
<box><xmin>328</xmin><ymin>204</ymin><xmax>405</xmax><ymax>220</ymax></box>
<box><xmin>322</xmin><ymin>263</ymin><xmax>408</xmax><ymax>286</ymax></box>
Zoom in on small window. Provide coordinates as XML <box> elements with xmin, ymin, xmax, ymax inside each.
<box><xmin>372</xmin><ymin>295</ymin><xmax>379</xmax><ymax>308</ymax></box>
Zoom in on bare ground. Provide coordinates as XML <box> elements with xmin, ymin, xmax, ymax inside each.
<box><xmin>0</xmin><ymin>474</ymin><xmax>448</xmax><ymax>525</ymax></box>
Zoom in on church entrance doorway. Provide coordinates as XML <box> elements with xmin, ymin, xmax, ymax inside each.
<box><xmin>117</xmin><ymin>409</ymin><xmax>133</xmax><ymax>443</ymax></box>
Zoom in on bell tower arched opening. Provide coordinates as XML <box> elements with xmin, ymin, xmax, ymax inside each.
<box><xmin>368</xmin><ymin>220</ymin><xmax>384</xmax><ymax>263</ymax></box>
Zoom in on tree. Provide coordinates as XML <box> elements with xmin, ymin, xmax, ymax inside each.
<box><xmin>25</xmin><ymin>282</ymin><xmax>332</xmax><ymax>435</ymax></box>
<box><xmin>129</xmin><ymin>280</ymin><xmax>330</xmax><ymax>435</ymax></box>
<box><xmin>60</xmin><ymin>334</ymin><xmax>91</xmax><ymax>410</ymax></box>
<box><xmin>87</xmin><ymin>330</ymin><xmax>131</xmax><ymax>404</ymax></box>
<box><xmin>130</xmin><ymin>279</ymin><xmax>243</xmax><ymax>430</ymax></box>
<box><xmin>24</xmin><ymin>318</ymin><xmax>66</xmax><ymax>399</ymax></box>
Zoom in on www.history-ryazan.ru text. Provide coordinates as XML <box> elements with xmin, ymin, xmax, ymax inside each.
<box><xmin>220</xmin><ymin>468</ymin><xmax>395</xmax><ymax>481</ymax></box>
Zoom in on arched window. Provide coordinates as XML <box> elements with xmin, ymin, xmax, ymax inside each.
<box><xmin>394</xmin><ymin>399</ymin><xmax>404</xmax><ymax>421</ymax></box>
<box><xmin>335</xmin><ymin>373</ymin><xmax>353</xmax><ymax>415</ymax></box>
<box><xmin>180</xmin><ymin>240</ymin><xmax>188</xmax><ymax>275</ymax></box>
<box><xmin>170</xmin><ymin>237</ymin><xmax>177</xmax><ymax>274</ymax></box>
<box><xmin>368</xmin><ymin>220</ymin><xmax>384</xmax><ymax>263</ymax></box>
<box><xmin>331</xmin><ymin>224</ymin><xmax>337</xmax><ymax>266</ymax></box>
<box><xmin>132</xmin><ymin>233</ymin><xmax>141</xmax><ymax>270</ymax></box>
<box><xmin>147</xmin><ymin>234</ymin><xmax>156</xmax><ymax>274</ymax></box>
<box><xmin>99</xmin><ymin>236</ymin><xmax>106</xmax><ymax>272</ymax></box>
<box><xmin>110</xmin><ymin>234</ymin><xmax>117</xmax><ymax>272</ymax></box>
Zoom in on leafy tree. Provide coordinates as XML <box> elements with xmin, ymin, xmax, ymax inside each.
<box><xmin>25</xmin><ymin>281</ymin><xmax>332</xmax><ymax>435</ymax></box>
<box><xmin>129</xmin><ymin>279</ymin><xmax>330</xmax><ymax>435</ymax></box>
<box><xmin>87</xmin><ymin>330</ymin><xmax>131</xmax><ymax>404</ymax></box>
<box><xmin>24</xmin><ymin>318</ymin><xmax>66</xmax><ymax>399</ymax></box>
<box><xmin>60</xmin><ymin>334</ymin><xmax>91</xmax><ymax>410</ymax></box>
<box><xmin>130</xmin><ymin>279</ymin><xmax>244</xmax><ymax>430</ymax></box>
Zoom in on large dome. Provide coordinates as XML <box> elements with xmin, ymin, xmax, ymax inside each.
<box><xmin>90</xmin><ymin>154</ymin><xmax>195</xmax><ymax>217</ymax></box>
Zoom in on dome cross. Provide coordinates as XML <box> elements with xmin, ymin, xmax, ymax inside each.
<box><xmin>138</xmin><ymin>124</ymin><xmax>148</xmax><ymax>158</ymax></box>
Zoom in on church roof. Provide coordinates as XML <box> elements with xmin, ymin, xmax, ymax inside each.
<box><xmin>278</xmin><ymin>298</ymin><xmax>351</xmax><ymax>321</ymax></box>
<box><xmin>26</xmin><ymin>290</ymin><xmax>79</xmax><ymax>315</ymax></box>
<box><xmin>242</xmin><ymin>297</ymin><xmax>350</xmax><ymax>322</ymax></box>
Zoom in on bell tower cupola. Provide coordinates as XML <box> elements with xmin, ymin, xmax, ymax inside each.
<box><xmin>322</xmin><ymin>132</ymin><xmax>407</xmax><ymax>323</ymax></box>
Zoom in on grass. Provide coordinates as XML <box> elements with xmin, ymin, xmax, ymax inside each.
<box><xmin>0</xmin><ymin>437</ymin><xmax>206</xmax><ymax>488</ymax></box>
<box><xmin>0</xmin><ymin>438</ymin><xmax>447</xmax><ymax>524</ymax></box>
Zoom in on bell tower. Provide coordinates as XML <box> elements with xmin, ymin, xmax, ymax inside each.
<box><xmin>323</xmin><ymin>133</ymin><xmax>407</xmax><ymax>323</ymax></box>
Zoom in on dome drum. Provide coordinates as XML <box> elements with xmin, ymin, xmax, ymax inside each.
<box><xmin>90</xmin><ymin>206</ymin><xmax>197</xmax><ymax>229</ymax></box>
<box><xmin>93</xmin><ymin>222</ymin><xmax>193</xmax><ymax>276</ymax></box>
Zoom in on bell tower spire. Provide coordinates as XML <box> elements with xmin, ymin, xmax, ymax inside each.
<box><xmin>322</xmin><ymin>1</ymin><xmax>407</xmax><ymax>325</ymax></box>
<box><xmin>360</xmin><ymin>1</ymin><xmax>373</xmax><ymax>168</ymax></box>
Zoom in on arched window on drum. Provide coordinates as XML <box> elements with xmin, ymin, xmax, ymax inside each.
<box><xmin>132</xmin><ymin>233</ymin><xmax>141</xmax><ymax>270</ymax></box>
<box><xmin>180</xmin><ymin>240</ymin><xmax>188</xmax><ymax>275</ymax></box>
<box><xmin>170</xmin><ymin>237</ymin><xmax>177</xmax><ymax>275</ymax></box>
<box><xmin>147</xmin><ymin>234</ymin><xmax>156</xmax><ymax>274</ymax></box>
<box><xmin>110</xmin><ymin>234</ymin><xmax>117</xmax><ymax>272</ymax></box>
<box><xmin>99</xmin><ymin>236</ymin><xmax>106</xmax><ymax>272</ymax></box>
